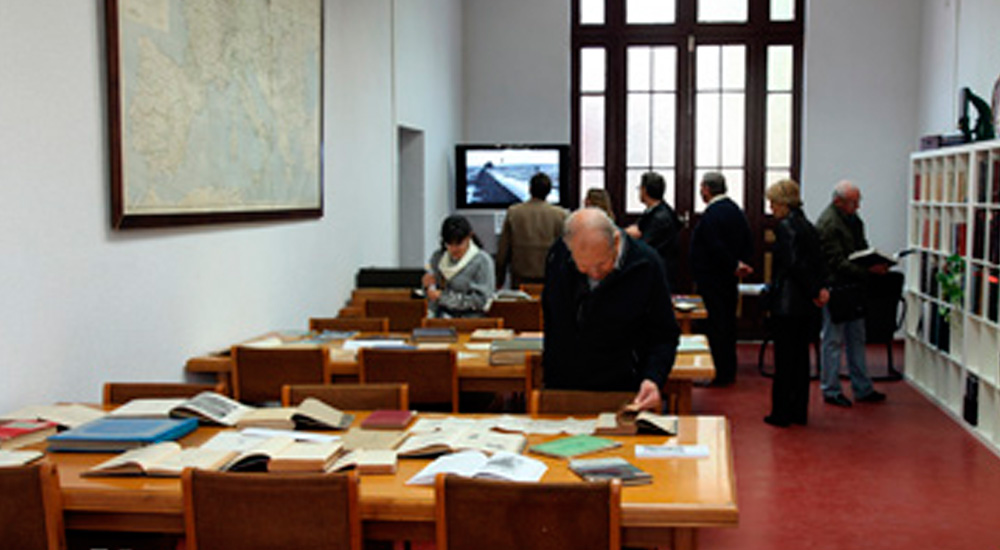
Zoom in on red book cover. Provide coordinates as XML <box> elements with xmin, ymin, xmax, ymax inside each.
<box><xmin>0</xmin><ymin>420</ymin><xmax>59</xmax><ymax>450</ymax></box>
<box><xmin>359</xmin><ymin>410</ymin><xmax>415</xmax><ymax>430</ymax></box>
<box><xmin>914</xmin><ymin>174</ymin><xmax>921</xmax><ymax>201</ymax></box>
<box><xmin>954</xmin><ymin>222</ymin><xmax>967</xmax><ymax>256</ymax></box>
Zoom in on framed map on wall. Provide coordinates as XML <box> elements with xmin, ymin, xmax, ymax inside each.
<box><xmin>105</xmin><ymin>0</ymin><xmax>323</xmax><ymax>229</ymax></box>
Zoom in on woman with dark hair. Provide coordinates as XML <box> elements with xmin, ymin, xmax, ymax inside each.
<box><xmin>422</xmin><ymin>215</ymin><xmax>496</xmax><ymax>317</ymax></box>
<box><xmin>763</xmin><ymin>179</ymin><xmax>829</xmax><ymax>427</ymax></box>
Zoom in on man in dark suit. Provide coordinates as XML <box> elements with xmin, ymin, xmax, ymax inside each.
<box><xmin>690</xmin><ymin>172</ymin><xmax>753</xmax><ymax>386</ymax></box>
<box><xmin>625</xmin><ymin>171</ymin><xmax>681</xmax><ymax>288</ymax></box>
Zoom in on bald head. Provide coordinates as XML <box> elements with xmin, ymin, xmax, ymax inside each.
<box><xmin>832</xmin><ymin>180</ymin><xmax>861</xmax><ymax>215</ymax></box>
<box><xmin>564</xmin><ymin>207</ymin><xmax>620</xmax><ymax>281</ymax></box>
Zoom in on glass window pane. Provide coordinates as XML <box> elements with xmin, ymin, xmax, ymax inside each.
<box><xmin>627</xmin><ymin>0</ymin><xmax>676</xmax><ymax>24</ymax></box>
<box><xmin>626</xmin><ymin>169</ymin><xmax>646</xmax><ymax>214</ymax></box>
<box><xmin>696</xmin><ymin>93</ymin><xmax>720</xmax><ymax>166</ymax></box>
<box><xmin>767</xmin><ymin>93</ymin><xmax>792</xmax><ymax>167</ymax></box>
<box><xmin>628</xmin><ymin>47</ymin><xmax>651</xmax><ymax>91</ymax></box>
<box><xmin>579</xmin><ymin>172</ymin><xmax>606</xmax><ymax>205</ymax></box>
<box><xmin>763</xmin><ymin>170</ymin><xmax>791</xmax><ymax>214</ymax></box>
<box><xmin>723</xmin><ymin>169</ymin><xmax>745</xmax><ymax>209</ymax></box>
<box><xmin>580</xmin><ymin>0</ymin><xmax>605</xmax><ymax>24</ymax></box>
<box><xmin>768</xmin><ymin>46</ymin><xmax>793</xmax><ymax>91</ymax></box>
<box><xmin>581</xmin><ymin>96</ymin><xmax>606</xmax><ymax>167</ymax></box>
<box><xmin>651</xmin><ymin>94</ymin><xmax>676</xmax><ymax>166</ymax></box>
<box><xmin>652</xmin><ymin>46</ymin><xmax>677</xmax><ymax>91</ymax></box>
<box><xmin>581</xmin><ymin>48</ymin><xmax>606</xmax><ymax>93</ymax></box>
<box><xmin>698</xmin><ymin>0</ymin><xmax>747</xmax><ymax>22</ymax></box>
<box><xmin>770</xmin><ymin>0</ymin><xmax>795</xmax><ymax>21</ymax></box>
<box><xmin>721</xmin><ymin>93</ymin><xmax>745</xmax><ymax>165</ymax></box>
<box><xmin>697</xmin><ymin>46</ymin><xmax>720</xmax><ymax>90</ymax></box>
<box><xmin>721</xmin><ymin>46</ymin><xmax>745</xmax><ymax>90</ymax></box>
<box><xmin>627</xmin><ymin>93</ymin><xmax>652</xmax><ymax>166</ymax></box>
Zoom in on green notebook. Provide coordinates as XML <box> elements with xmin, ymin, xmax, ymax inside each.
<box><xmin>527</xmin><ymin>434</ymin><xmax>621</xmax><ymax>459</ymax></box>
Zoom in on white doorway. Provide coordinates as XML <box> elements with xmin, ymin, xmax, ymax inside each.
<box><xmin>398</xmin><ymin>126</ymin><xmax>425</xmax><ymax>267</ymax></box>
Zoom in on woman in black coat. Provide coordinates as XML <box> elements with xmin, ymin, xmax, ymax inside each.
<box><xmin>764</xmin><ymin>180</ymin><xmax>829</xmax><ymax>427</ymax></box>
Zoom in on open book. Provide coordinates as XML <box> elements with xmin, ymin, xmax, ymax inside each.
<box><xmin>0</xmin><ymin>449</ymin><xmax>44</xmax><ymax>467</ymax></box>
<box><xmin>200</xmin><ymin>430</ymin><xmax>343</xmax><ymax>473</ymax></box>
<box><xmin>395</xmin><ymin>428</ymin><xmax>527</xmax><ymax>458</ymax></box>
<box><xmin>110</xmin><ymin>393</ymin><xmax>353</xmax><ymax>430</ymax></box>
<box><xmin>82</xmin><ymin>441</ymin><xmax>235</xmax><ymax>477</ymax></box>
<box><xmin>2</xmin><ymin>404</ymin><xmax>106</xmax><ymax>429</ymax></box>
<box><xmin>406</xmin><ymin>450</ymin><xmax>547</xmax><ymax>485</ymax></box>
<box><xmin>326</xmin><ymin>449</ymin><xmax>398</xmax><ymax>475</ymax></box>
<box><xmin>848</xmin><ymin>247</ymin><xmax>902</xmax><ymax>268</ymax></box>
<box><xmin>595</xmin><ymin>409</ymin><xmax>679</xmax><ymax>436</ymax></box>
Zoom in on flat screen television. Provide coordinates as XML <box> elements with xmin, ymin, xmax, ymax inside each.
<box><xmin>456</xmin><ymin>144</ymin><xmax>570</xmax><ymax>209</ymax></box>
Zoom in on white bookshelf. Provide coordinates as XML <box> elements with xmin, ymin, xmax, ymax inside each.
<box><xmin>907</xmin><ymin>139</ymin><xmax>1000</xmax><ymax>452</ymax></box>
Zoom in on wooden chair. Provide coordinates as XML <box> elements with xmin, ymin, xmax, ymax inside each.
<box><xmin>519</xmin><ymin>282</ymin><xmax>544</xmax><ymax>299</ymax></box>
<box><xmin>309</xmin><ymin>316</ymin><xmax>390</xmax><ymax>333</ymax></box>
<box><xmin>364</xmin><ymin>298</ymin><xmax>428</xmax><ymax>332</ymax></box>
<box><xmin>359</xmin><ymin>348</ymin><xmax>458</xmax><ymax>412</ymax></box>
<box><xmin>231</xmin><ymin>345</ymin><xmax>328</xmax><ymax>404</ymax></box>
<box><xmin>487</xmin><ymin>299</ymin><xmax>543</xmax><ymax>332</ymax></box>
<box><xmin>421</xmin><ymin>317</ymin><xmax>503</xmax><ymax>332</ymax></box>
<box><xmin>0</xmin><ymin>463</ymin><xmax>65</xmax><ymax>550</ymax></box>
<box><xmin>282</xmin><ymin>383</ymin><xmax>409</xmax><ymax>410</ymax></box>
<box><xmin>435</xmin><ymin>473</ymin><xmax>621</xmax><ymax>550</ymax></box>
<box><xmin>350</xmin><ymin>287</ymin><xmax>413</xmax><ymax>307</ymax></box>
<box><xmin>337</xmin><ymin>306</ymin><xmax>364</xmax><ymax>318</ymax></box>
<box><xmin>182</xmin><ymin>469</ymin><xmax>361</xmax><ymax>550</ymax></box>
<box><xmin>102</xmin><ymin>382</ymin><xmax>224</xmax><ymax>406</ymax></box>
<box><xmin>529</xmin><ymin>389</ymin><xmax>638</xmax><ymax>416</ymax></box>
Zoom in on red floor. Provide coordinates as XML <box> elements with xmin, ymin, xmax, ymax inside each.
<box><xmin>695</xmin><ymin>342</ymin><xmax>1000</xmax><ymax>550</ymax></box>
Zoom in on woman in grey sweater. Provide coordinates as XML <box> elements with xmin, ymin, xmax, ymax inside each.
<box><xmin>422</xmin><ymin>215</ymin><xmax>495</xmax><ymax>317</ymax></box>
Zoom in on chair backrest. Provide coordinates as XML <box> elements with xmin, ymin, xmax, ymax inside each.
<box><xmin>183</xmin><ymin>469</ymin><xmax>361</xmax><ymax>550</ymax></box>
<box><xmin>526</xmin><ymin>353</ymin><xmax>544</xmax><ymax>394</ymax></box>
<box><xmin>358</xmin><ymin>348</ymin><xmax>457</xmax><ymax>412</ymax></box>
<box><xmin>364</xmin><ymin>299</ymin><xmax>428</xmax><ymax>332</ymax></box>
<box><xmin>337</xmin><ymin>306</ymin><xmax>364</xmax><ymax>318</ymax></box>
<box><xmin>435</xmin><ymin>474</ymin><xmax>621</xmax><ymax>550</ymax></box>
<box><xmin>487</xmin><ymin>300</ymin><xmax>542</xmax><ymax>332</ymax></box>
<box><xmin>519</xmin><ymin>283</ymin><xmax>544</xmax><ymax>299</ymax></box>
<box><xmin>0</xmin><ymin>463</ymin><xmax>65</xmax><ymax>550</ymax></box>
<box><xmin>310</xmin><ymin>317</ymin><xmax>390</xmax><ymax>333</ymax></box>
<box><xmin>231</xmin><ymin>346</ymin><xmax>328</xmax><ymax>404</ymax></box>
<box><xmin>351</xmin><ymin>288</ymin><xmax>413</xmax><ymax>306</ymax></box>
<box><xmin>282</xmin><ymin>383</ymin><xmax>409</xmax><ymax>410</ymax></box>
<box><xmin>529</xmin><ymin>389</ymin><xmax>637</xmax><ymax>416</ymax></box>
<box><xmin>421</xmin><ymin>317</ymin><xmax>503</xmax><ymax>332</ymax></box>
<box><xmin>103</xmin><ymin>382</ymin><xmax>224</xmax><ymax>406</ymax></box>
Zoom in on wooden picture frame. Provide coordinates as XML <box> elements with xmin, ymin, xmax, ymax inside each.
<box><xmin>105</xmin><ymin>0</ymin><xmax>324</xmax><ymax>229</ymax></box>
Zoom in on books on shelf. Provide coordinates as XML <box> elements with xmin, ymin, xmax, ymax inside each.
<box><xmin>47</xmin><ymin>417</ymin><xmax>199</xmax><ymax>453</ymax></box>
<box><xmin>82</xmin><ymin>441</ymin><xmax>235</xmax><ymax>477</ymax></box>
<box><xmin>527</xmin><ymin>434</ymin><xmax>621</xmax><ymax>459</ymax></box>
<box><xmin>488</xmin><ymin>337</ymin><xmax>543</xmax><ymax>365</ymax></box>
<box><xmin>0</xmin><ymin>420</ymin><xmax>59</xmax><ymax>450</ymax></box>
<box><xmin>326</xmin><ymin>449</ymin><xmax>398</xmax><ymax>475</ymax></box>
<box><xmin>469</xmin><ymin>328</ymin><xmax>515</xmax><ymax>341</ymax></box>
<box><xmin>0</xmin><ymin>449</ymin><xmax>44</xmax><ymax>467</ymax></box>
<box><xmin>406</xmin><ymin>450</ymin><xmax>547</xmax><ymax>485</ymax></box>
<box><xmin>360</xmin><ymin>410</ymin><xmax>415</xmax><ymax>430</ymax></box>
<box><xmin>568</xmin><ymin>457</ymin><xmax>652</xmax><ymax>486</ymax></box>
<box><xmin>411</xmin><ymin>327</ymin><xmax>458</xmax><ymax>343</ymax></box>
<box><xmin>395</xmin><ymin>428</ymin><xmax>527</xmax><ymax>458</ymax></box>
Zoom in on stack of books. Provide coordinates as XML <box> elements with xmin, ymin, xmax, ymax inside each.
<box><xmin>488</xmin><ymin>336</ymin><xmax>543</xmax><ymax>365</ymax></box>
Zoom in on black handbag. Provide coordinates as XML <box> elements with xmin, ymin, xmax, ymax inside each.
<box><xmin>827</xmin><ymin>283</ymin><xmax>865</xmax><ymax>323</ymax></box>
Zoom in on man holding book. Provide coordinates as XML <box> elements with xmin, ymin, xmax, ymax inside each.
<box><xmin>815</xmin><ymin>180</ymin><xmax>888</xmax><ymax>407</ymax></box>
<box><xmin>542</xmin><ymin>208</ymin><xmax>680</xmax><ymax>411</ymax></box>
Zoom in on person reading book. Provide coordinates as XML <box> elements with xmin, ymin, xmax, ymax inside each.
<box><xmin>542</xmin><ymin>208</ymin><xmax>680</xmax><ymax>411</ymax></box>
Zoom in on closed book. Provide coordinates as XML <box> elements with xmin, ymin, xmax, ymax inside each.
<box><xmin>469</xmin><ymin>328</ymin><xmax>515</xmax><ymax>341</ymax></box>
<box><xmin>0</xmin><ymin>449</ymin><xmax>44</xmax><ymax>467</ymax></box>
<box><xmin>326</xmin><ymin>449</ymin><xmax>398</xmax><ymax>475</ymax></box>
<box><xmin>569</xmin><ymin>457</ymin><xmax>652</xmax><ymax>486</ymax></box>
<box><xmin>847</xmin><ymin>248</ymin><xmax>898</xmax><ymax>268</ymax></box>
<box><xmin>0</xmin><ymin>420</ymin><xmax>59</xmax><ymax>450</ymax></box>
<box><xmin>527</xmin><ymin>434</ymin><xmax>621</xmax><ymax>459</ymax></box>
<box><xmin>489</xmin><ymin>337</ymin><xmax>543</xmax><ymax>365</ymax></box>
<box><xmin>47</xmin><ymin>417</ymin><xmax>199</xmax><ymax>453</ymax></box>
<box><xmin>411</xmin><ymin>327</ymin><xmax>458</xmax><ymax>343</ymax></box>
<box><xmin>82</xmin><ymin>441</ymin><xmax>236</xmax><ymax>477</ymax></box>
<box><xmin>360</xmin><ymin>410</ymin><xmax>415</xmax><ymax>430</ymax></box>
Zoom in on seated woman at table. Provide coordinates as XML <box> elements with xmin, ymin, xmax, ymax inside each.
<box><xmin>423</xmin><ymin>214</ymin><xmax>496</xmax><ymax>318</ymax></box>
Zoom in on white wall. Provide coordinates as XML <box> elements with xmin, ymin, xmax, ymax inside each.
<box><xmin>0</xmin><ymin>0</ymin><xmax>461</xmax><ymax>410</ymax></box>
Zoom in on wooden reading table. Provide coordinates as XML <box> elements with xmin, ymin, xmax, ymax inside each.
<box><xmin>50</xmin><ymin>414</ymin><xmax>737</xmax><ymax>550</ymax></box>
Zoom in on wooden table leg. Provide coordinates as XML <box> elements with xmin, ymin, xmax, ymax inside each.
<box><xmin>672</xmin><ymin>527</ymin><xmax>697</xmax><ymax>550</ymax></box>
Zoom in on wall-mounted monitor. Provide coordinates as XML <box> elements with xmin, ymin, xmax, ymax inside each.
<box><xmin>455</xmin><ymin>144</ymin><xmax>570</xmax><ymax>210</ymax></box>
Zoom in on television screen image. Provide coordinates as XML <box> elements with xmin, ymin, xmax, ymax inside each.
<box><xmin>457</xmin><ymin>144</ymin><xmax>569</xmax><ymax>209</ymax></box>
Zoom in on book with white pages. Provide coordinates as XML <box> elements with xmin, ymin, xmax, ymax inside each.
<box><xmin>0</xmin><ymin>449</ymin><xmax>44</xmax><ymax>467</ymax></box>
<box><xmin>201</xmin><ymin>431</ymin><xmax>341</xmax><ymax>472</ymax></box>
<box><xmin>677</xmin><ymin>335</ymin><xmax>709</xmax><ymax>353</ymax></box>
<box><xmin>82</xmin><ymin>441</ymin><xmax>235</xmax><ymax>477</ymax></box>
<box><xmin>2</xmin><ymin>404</ymin><xmax>106</xmax><ymax>429</ymax></box>
<box><xmin>266</xmin><ymin>440</ymin><xmax>344</xmax><ymax>473</ymax></box>
<box><xmin>326</xmin><ymin>449</ymin><xmax>398</xmax><ymax>475</ymax></box>
<box><xmin>635</xmin><ymin>444</ymin><xmax>710</xmax><ymax>459</ymax></box>
<box><xmin>396</xmin><ymin>428</ymin><xmax>527</xmax><ymax>458</ymax></box>
<box><xmin>406</xmin><ymin>450</ymin><xmax>546</xmax><ymax>485</ymax></box>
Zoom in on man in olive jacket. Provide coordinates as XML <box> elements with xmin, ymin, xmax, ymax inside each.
<box><xmin>815</xmin><ymin>180</ymin><xmax>887</xmax><ymax>407</ymax></box>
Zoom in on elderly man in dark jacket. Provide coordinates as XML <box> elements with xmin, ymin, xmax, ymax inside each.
<box><xmin>542</xmin><ymin>208</ymin><xmax>680</xmax><ymax>412</ymax></box>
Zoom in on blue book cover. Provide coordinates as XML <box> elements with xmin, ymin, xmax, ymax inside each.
<box><xmin>47</xmin><ymin>417</ymin><xmax>198</xmax><ymax>452</ymax></box>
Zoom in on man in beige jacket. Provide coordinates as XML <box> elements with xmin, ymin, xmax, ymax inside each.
<box><xmin>495</xmin><ymin>173</ymin><xmax>568</xmax><ymax>288</ymax></box>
